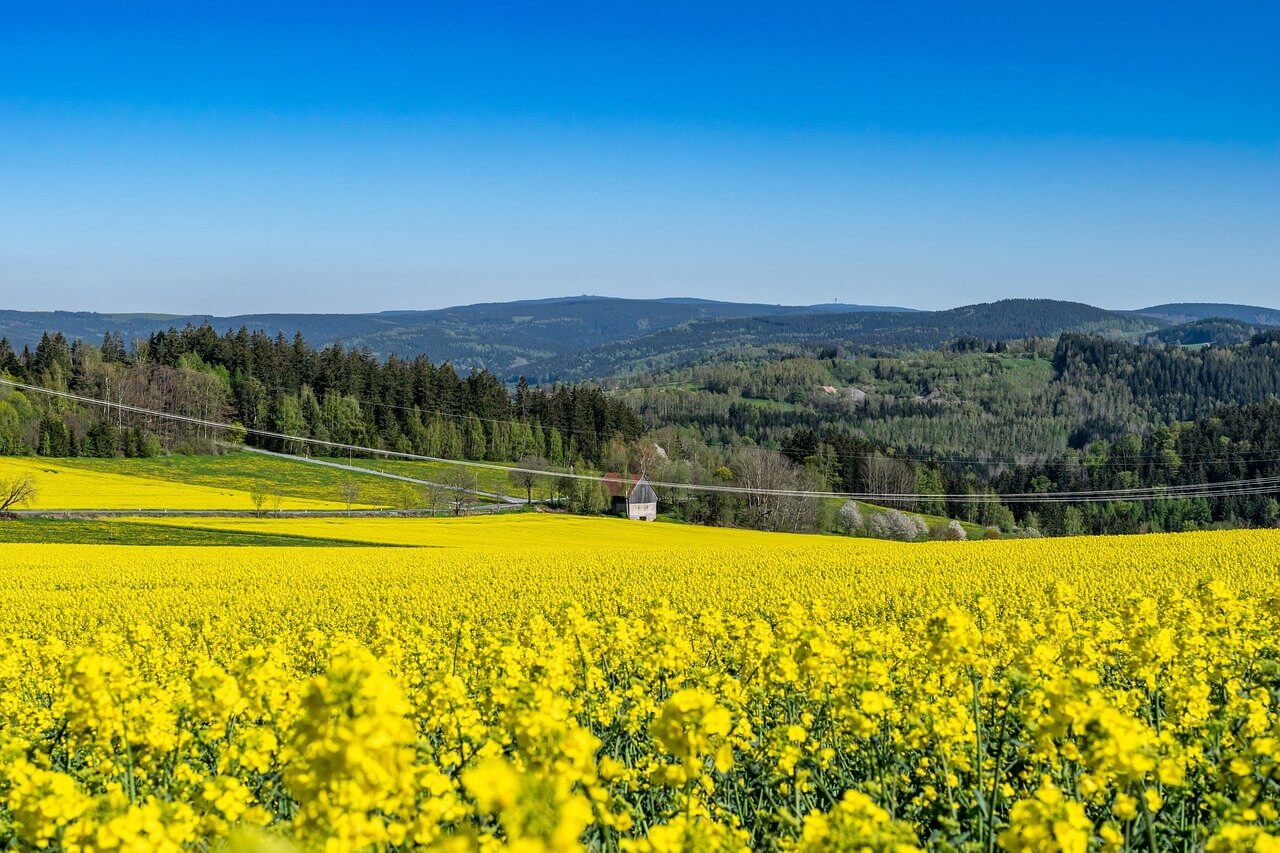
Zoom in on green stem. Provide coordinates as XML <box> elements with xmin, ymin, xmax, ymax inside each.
<box><xmin>971</xmin><ymin>673</ymin><xmax>990</xmax><ymax>843</ymax></box>
<box><xmin>1138</xmin><ymin>786</ymin><xmax>1159</xmax><ymax>853</ymax></box>
<box><xmin>985</xmin><ymin>694</ymin><xmax>1014</xmax><ymax>853</ymax></box>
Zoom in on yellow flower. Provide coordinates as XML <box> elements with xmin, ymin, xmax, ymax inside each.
<box><xmin>0</xmin><ymin>518</ymin><xmax>1275</xmax><ymax>849</ymax></box>
<box><xmin>790</xmin><ymin>790</ymin><xmax>922</xmax><ymax>851</ymax></box>
<box><xmin>651</xmin><ymin>689</ymin><xmax>734</xmax><ymax>783</ymax></box>
<box><xmin>622</xmin><ymin>814</ymin><xmax>750</xmax><ymax>852</ymax></box>
<box><xmin>1206</xmin><ymin>825</ymin><xmax>1280</xmax><ymax>852</ymax></box>
<box><xmin>284</xmin><ymin>641</ymin><xmax>416</xmax><ymax>848</ymax></box>
<box><xmin>998</xmin><ymin>782</ymin><xmax>1092</xmax><ymax>853</ymax></box>
<box><xmin>463</xmin><ymin>756</ymin><xmax>521</xmax><ymax>815</ymax></box>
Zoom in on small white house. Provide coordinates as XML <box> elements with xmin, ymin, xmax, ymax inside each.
<box><xmin>605</xmin><ymin>473</ymin><xmax>658</xmax><ymax>521</ymax></box>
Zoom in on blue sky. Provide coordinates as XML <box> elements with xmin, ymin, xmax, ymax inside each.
<box><xmin>1</xmin><ymin>2</ymin><xmax>1276</xmax><ymax>313</ymax></box>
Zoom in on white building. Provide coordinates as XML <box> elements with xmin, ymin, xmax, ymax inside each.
<box><xmin>605</xmin><ymin>473</ymin><xmax>658</xmax><ymax>521</ymax></box>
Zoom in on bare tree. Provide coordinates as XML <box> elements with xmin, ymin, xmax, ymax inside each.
<box><xmin>507</xmin><ymin>455</ymin><xmax>547</xmax><ymax>504</ymax></box>
<box><xmin>249</xmin><ymin>489</ymin><xmax>268</xmax><ymax>517</ymax></box>
<box><xmin>731</xmin><ymin>448</ymin><xmax>820</xmax><ymax>533</ymax></box>
<box><xmin>443</xmin><ymin>467</ymin><xmax>479</xmax><ymax>516</ymax></box>
<box><xmin>0</xmin><ymin>475</ymin><xmax>37</xmax><ymax>514</ymax></box>
<box><xmin>629</xmin><ymin>440</ymin><xmax>666</xmax><ymax>478</ymax></box>
<box><xmin>420</xmin><ymin>482</ymin><xmax>445</xmax><ymax>515</ymax></box>
<box><xmin>861</xmin><ymin>453</ymin><xmax>915</xmax><ymax>507</ymax></box>
<box><xmin>338</xmin><ymin>478</ymin><xmax>360</xmax><ymax>511</ymax></box>
<box><xmin>396</xmin><ymin>484</ymin><xmax>421</xmax><ymax>511</ymax></box>
<box><xmin>268</xmin><ymin>491</ymin><xmax>283</xmax><ymax>514</ymax></box>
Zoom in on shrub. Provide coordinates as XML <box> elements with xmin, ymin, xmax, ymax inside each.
<box><xmin>931</xmin><ymin>519</ymin><xmax>967</xmax><ymax>541</ymax></box>
<box><xmin>868</xmin><ymin>509</ymin><xmax>926</xmax><ymax>542</ymax></box>
<box><xmin>836</xmin><ymin>501</ymin><xmax>864</xmax><ymax>535</ymax></box>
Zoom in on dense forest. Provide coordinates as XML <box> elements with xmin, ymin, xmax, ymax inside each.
<box><xmin>3</xmin><ymin>321</ymin><xmax>1279</xmax><ymax>537</ymax></box>
<box><xmin>0</xmin><ymin>325</ymin><xmax>642</xmax><ymax>469</ymax></box>
<box><xmin>520</xmin><ymin>299</ymin><xmax>1163</xmax><ymax>381</ymax></box>
<box><xmin>973</xmin><ymin>399</ymin><xmax>1280</xmax><ymax>535</ymax></box>
<box><xmin>3</xmin><ymin>297</ymin><xmax>1275</xmax><ymax>380</ymax></box>
<box><xmin>616</xmin><ymin>332</ymin><xmax>1280</xmax><ymax>460</ymax></box>
<box><xmin>1143</xmin><ymin>317</ymin><xmax>1268</xmax><ymax>347</ymax></box>
<box><xmin>615</xmin><ymin>332</ymin><xmax>1280</xmax><ymax>535</ymax></box>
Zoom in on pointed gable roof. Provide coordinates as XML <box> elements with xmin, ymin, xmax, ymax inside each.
<box><xmin>603</xmin><ymin>472</ymin><xmax>657</xmax><ymax>503</ymax></box>
<box><xmin>629</xmin><ymin>476</ymin><xmax>657</xmax><ymax>505</ymax></box>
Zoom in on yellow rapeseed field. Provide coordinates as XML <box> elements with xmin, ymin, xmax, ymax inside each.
<box><xmin>0</xmin><ymin>515</ymin><xmax>1277</xmax><ymax>850</ymax></box>
<box><xmin>0</xmin><ymin>457</ymin><xmax>349</xmax><ymax>511</ymax></box>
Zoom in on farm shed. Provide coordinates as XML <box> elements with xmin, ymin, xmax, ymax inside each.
<box><xmin>603</xmin><ymin>473</ymin><xmax>658</xmax><ymax>521</ymax></box>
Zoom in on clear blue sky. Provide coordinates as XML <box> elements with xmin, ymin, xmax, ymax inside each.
<box><xmin>1</xmin><ymin>1</ymin><xmax>1276</xmax><ymax>313</ymax></box>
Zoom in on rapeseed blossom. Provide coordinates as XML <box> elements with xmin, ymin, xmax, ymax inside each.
<box><xmin>0</xmin><ymin>456</ymin><xmax>347</xmax><ymax>510</ymax></box>
<box><xmin>0</xmin><ymin>517</ymin><xmax>1275</xmax><ymax>849</ymax></box>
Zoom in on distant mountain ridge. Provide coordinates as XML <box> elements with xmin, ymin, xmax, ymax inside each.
<box><xmin>1136</xmin><ymin>303</ymin><xmax>1280</xmax><ymax>326</ymax></box>
<box><xmin>519</xmin><ymin>299</ymin><xmax>1167</xmax><ymax>381</ymax></box>
<box><xmin>1</xmin><ymin>296</ymin><xmax>1275</xmax><ymax>381</ymax></box>
<box><xmin>0</xmin><ymin>296</ymin><xmax>911</xmax><ymax>371</ymax></box>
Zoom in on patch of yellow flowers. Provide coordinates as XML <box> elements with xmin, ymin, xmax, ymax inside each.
<box><xmin>0</xmin><ymin>457</ymin><xmax>347</xmax><ymax>511</ymax></box>
<box><xmin>0</xmin><ymin>518</ymin><xmax>1277</xmax><ymax>850</ymax></box>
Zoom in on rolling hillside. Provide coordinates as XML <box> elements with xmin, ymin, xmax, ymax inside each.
<box><xmin>521</xmin><ymin>299</ymin><xmax>1164</xmax><ymax>381</ymax></box>
<box><xmin>0</xmin><ymin>296</ymin><xmax>908</xmax><ymax>373</ymax></box>
<box><xmin>0</xmin><ymin>452</ymin><xmax>550</xmax><ymax>512</ymax></box>
<box><xmin>1143</xmin><ymin>317</ymin><xmax>1270</xmax><ymax>347</ymax></box>
<box><xmin>5</xmin><ymin>297</ymin><xmax>1276</xmax><ymax>382</ymax></box>
<box><xmin>1136</xmin><ymin>302</ymin><xmax>1280</xmax><ymax>326</ymax></box>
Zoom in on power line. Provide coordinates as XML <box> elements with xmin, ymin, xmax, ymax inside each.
<box><xmin>631</xmin><ymin>399</ymin><xmax>1280</xmax><ymax>467</ymax></box>
<box><xmin>292</xmin><ymin>383</ymin><xmax>1280</xmax><ymax>471</ymax></box>
<box><xmin>303</xmin><ymin>387</ymin><xmax>633</xmax><ymax>444</ymax></box>
<box><xmin>236</xmin><ymin>445</ymin><xmax>534</xmax><ymax>505</ymax></box>
<box><xmin>2</xmin><ymin>377</ymin><xmax>1278</xmax><ymax>504</ymax></box>
<box><xmin>52</xmin><ymin>360</ymin><xmax>1279</xmax><ymax>469</ymax></box>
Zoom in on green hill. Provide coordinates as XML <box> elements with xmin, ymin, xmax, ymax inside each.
<box><xmin>523</xmin><ymin>299</ymin><xmax>1162</xmax><ymax>381</ymax></box>
<box><xmin>0</xmin><ymin>297</ymin><xmax>909</xmax><ymax>374</ymax></box>
<box><xmin>1136</xmin><ymin>302</ymin><xmax>1280</xmax><ymax>326</ymax></box>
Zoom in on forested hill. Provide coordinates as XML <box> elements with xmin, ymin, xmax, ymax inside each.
<box><xmin>3</xmin><ymin>297</ymin><xmax>1276</xmax><ymax>382</ymax></box>
<box><xmin>615</xmin><ymin>329</ymin><xmax>1280</xmax><ymax>464</ymax></box>
<box><xmin>0</xmin><ymin>325</ymin><xmax>643</xmax><ymax>469</ymax></box>
<box><xmin>1143</xmin><ymin>317</ymin><xmax>1271</xmax><ymax>347</ymax></box>
<box><xmin>521</xmin><ymin>299</ymin><xmax>1164</xmax><ymax>381</ymax></box>
<box><xmin>612</xmin><ymin>332</ymin><xmax>1280</xmax><ymax>535</ymax></box>
<box><xmin>0</xmin><ymin>297</ymin><xmax>908</xmax><ymax>374</ymax></box>
<box><xmin>1137</xmin><ymin>303</ymin><xmax>1280</xmax><ymax>326</ymax></box>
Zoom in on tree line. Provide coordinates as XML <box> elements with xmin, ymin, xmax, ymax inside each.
<box><xmin>3</xmin><ymin>323</ymin><xmax>1278</xmax><ymax>537</ymax></box>
<box><xmin>609</xmin><ymin>332</ymin><xmax>1280</xmax><ymax>536</ymax></box>
<box><xmin>0</xmin><ymin>326</ymin><xmax>643</xmax><ymax>470</ymax></box>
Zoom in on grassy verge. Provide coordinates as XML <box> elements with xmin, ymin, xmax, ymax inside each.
<box><xmin>342</xmin><ymin>456</ymin><xmax>573</xmax><ymax>503</ymax></box>
<box><xmin>0</xmin><ymin>517</ymin><xmax>393</xmax><ymax>547</ymax></box>
<box><xmin>51</xmin><ymin>452</ymin><xmax>522</xmax><ymax>507</ymax></box>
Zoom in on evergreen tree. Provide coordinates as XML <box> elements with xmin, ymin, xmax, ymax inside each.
<box><xmin>463</xmin><ymin>414</ymin><xmax>487</xmax><ymax>461</ymax></box>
